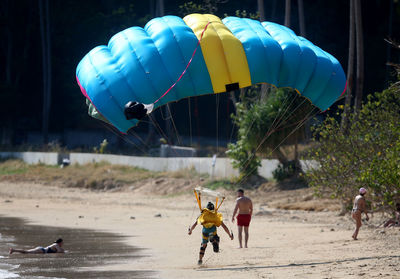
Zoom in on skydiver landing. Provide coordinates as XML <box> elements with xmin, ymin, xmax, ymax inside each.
<box><xmin>188</xmin><ymin>202</ymin><xmax>233</xmax><ymax>265</ymax></box>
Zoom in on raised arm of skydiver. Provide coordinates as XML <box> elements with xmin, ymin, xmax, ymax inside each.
<box><xmin>221</xmin><ymin>221</ymin><xmax>234</xmax><ymax>240</ymax></box>
<box><xmin>188</xmin><ymin>220</ymin><xmax>198</xmax><ymax>235</ymax></box>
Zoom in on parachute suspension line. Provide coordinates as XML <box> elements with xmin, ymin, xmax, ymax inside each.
<box><xmin>188</xmin><ymin>97</ymin><xmax>193</xmax><ymax>147</ymax></box>
<box><xmin>215</xmin><ymin>93</ymin><xmax>220</xmax><ymax>153</ymax></box>
<box><xmin>152</xmin><ymin>21</ymin><xmax>211</xmax><ymax>106</ymax></box>
<box><xmin>148</xmin><ymin>114</ymin><xmax>181</xmax><ymax>157</ymax></box>
<box><xmin>100</xmin><ymin>122</ymin><xmax>150</xmax><ymax>155</ymax></box>
<box><xmin>166</xmin><ymin>104</ymin><xmax>182</xmax><ymax>146</ymax></box>
<box><xmin>194</xmin><ymin>189</ymin><xmax>202</xmax><ymax>211</ymax></box>
<box><xmin>229</xmin><ymin>119</ymin><xmax>236</xmax><ymax>144</ymax></box>
<box><xmin>236</xmin><ymin>106</ymin><xmax>319</xmax><ymax>186</ymax></box>
<box><xmin>272</xmin><ymin>98</ymin><xmax>309</xmax><ymax>132</ymax></box>
<box><xmin>239</xmin><ymin>86</ymin><xmax>295</xmax><ymax>150</ymax></box>
<box><xmin>216</xmin><ymin>196</ymin><xmax>225</xmax><ymax>211</ymax></box>
<box><xmin>236</xmin><ymin>92</ymin><xmax>299</xmax><ymax>176</ymax></box>
<box><xmin>238</xmin><ymin>100</ymin><xmax>312</xmax><ymax>182</ymax></box>
<box><xmin>244</xmin><ymin>89</ymin><xmax>297</xmax><ymax>141</ymax></box>
<box><xmin>128</xmin><ymin>129</ymin><xmax>153</xmax><ymax>150</ymax></box>
<box><xmin>235</xmin><ymin>95</ymin><xmax>310</xmax><ymax>185</ymax></box>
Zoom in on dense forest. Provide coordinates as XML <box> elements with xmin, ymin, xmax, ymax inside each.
<box><xmin>0</xmin><ymin>0</ymin><xmax>399</xmax><ymax>148</ymax></box>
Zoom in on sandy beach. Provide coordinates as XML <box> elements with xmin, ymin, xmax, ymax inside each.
<box><xmin>1</xmin><ymin>181</ymin><xmax>399</xmax><ymax>279</ymax></box>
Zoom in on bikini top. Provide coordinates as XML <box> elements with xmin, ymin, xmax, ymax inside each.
<box><xmin>353</xmin><ymin>195</ymin><xmax>365</xmax><ymax>212</ymax></box>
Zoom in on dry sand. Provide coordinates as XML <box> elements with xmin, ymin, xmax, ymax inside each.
<box><xmin>0</xmin><ymin>181</ymin><xmax>399</xmax><ymax>279</ymax></box>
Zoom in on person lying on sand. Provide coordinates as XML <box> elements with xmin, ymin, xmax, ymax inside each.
<box><xmin>188</xmin><ymin>202</ymin><xmax>233</xmax><ymax>265</ymax></box>
<box><xmin>9</xmin><ymin>238</ymin><xmax>65</xmax><ymax>254</ymax></box>
<box><xmin>351</xmin><ymin>188</ymin><xmax>369</xmax><ymax>240</ymax></box>
<box><xmin>383</xmin><ymin>202</ymin><xmax>400</xmax><ymax>228</ymax></box>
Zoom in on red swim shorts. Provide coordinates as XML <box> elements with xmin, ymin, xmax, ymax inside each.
<box><xmin>236</xmin><ymin>214</ymin><xmax>251</xmax><ymax>227</ymax></box>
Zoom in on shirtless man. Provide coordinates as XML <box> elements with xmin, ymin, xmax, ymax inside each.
<box><xmin>232</xmin><ymin>189</ymin><xmax>253</xmax><ymax>248</ymax></box>
<box><xmin>351</xmin><ymin>188</ymin><xmax>369</xmax><ymax>240</ymax></box>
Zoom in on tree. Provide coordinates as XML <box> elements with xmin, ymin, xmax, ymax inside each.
<box><xmin>297</xmin><ymin>0</ymin><xmax>306</xmax><ymax>37</ymax></box>
<box><xmin>353</xmin><ymin>0</ymin><xmax>364</xmax><ymax>112</ymax></box>
<box><xmin>257</xmin><ymin>0</ymin><xmax>265</xmax><ymax>21</ymax></box>
<box><xmin>227</xmin><ymin>87</ymin><xmax>314</xmax><ymax>180</ymax></box>
<box><xmin>284</xmin><ymin>0</ymin><xmax>291</xmax><ymax>27</ymax></box>
<box><xmin>38</xmin><ymin>0</ymin><xmax>52</xmax><ymax>145</ymax></box>
<box><xmin>305</xmin><ymin>70</ymin><xmax>400</xmax><ymax>213</ymax></box>
<box><xmin>0</xmin><ymin>0</ymin><xmax>35</xmax><ymax>144</ymax></box>
<box><xmin>341</xmin><ymin>0</ymin><xmax>355</xmax><ymax>133</ymax></box>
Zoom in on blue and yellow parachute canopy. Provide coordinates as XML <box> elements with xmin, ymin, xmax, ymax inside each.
<box><xmin>76</xmin><ymin>14</ymin><xmax>346</xmax><ymax>133</ymax></box>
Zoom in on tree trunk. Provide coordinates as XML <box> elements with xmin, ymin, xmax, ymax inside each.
<box><xmin>158</xmin><ymin>0</ymin><xmax>171</xmax><ymax>145</ymax></box>
<box><xmin>257</xmin><ymin>0</ymin><xmax>269</xmax><ymax>100</ymax></box>
<box><xmin>257</xmin><ymin>0</ymin><xmax>265</xmax><ymax>21</ymax></box>
<box><xmin>353</xmin><ymin>0</ymin><xmax>364</xmax><ymax>113</ymax></box>
<box><xmin>285</xmin><ymin>0</ymin><xmax>291</xmax><ymax>27</ymax></box>
<box><xmin>146</xmin><ymin>0</ymin><xmax>166</xmax><ymax>146</ymax></box>
<box><xmin>297</xmin><ymin>0</ymin><xmax>306</xmax><ymax>37</ymax></box>
<box><xmin>39</xmin><ymin>0</ymin><xmax>49</xmax><ymax>145</ymax></box>
<box><xmin>385</xmin><ymin>0</ymin><xmax>394</xmax><ymax>82</ymax></box>
<box><xmin>45</xmin><ymin>0</ymin><xmax>52</xmax><ymax>140</ymax></box>
<box><xmin>273</xmin><ymin>147</ymin><xmax>288</xmax><ymax>165</ymax></box>
<box><xmin>270</xmin><ymin>0</ymin><xmax>278</xmax><ymax>21</ymax></box>
<box><xmin>341</xmin><ymin>0</ymin><xmax>355</xmax><ymax>132</ymax></box>
<box><xmin>3</xmin><ymin>0</ymin><xmax>12</xmax><ymax>84</ymax></box>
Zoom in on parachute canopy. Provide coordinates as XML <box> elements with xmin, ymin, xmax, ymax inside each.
<box><xmin>76</xmin><ymin>14</ymin><xmax>346</xmax><ymax>132</ymax></box>
<box><xmin>194</xmin><ymin>186</ymin><xmax>225</xmax><ymax>212</ymax></box>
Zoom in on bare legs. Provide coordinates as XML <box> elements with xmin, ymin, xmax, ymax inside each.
<box><xmin>9</xmin><ymin>247</ymin><xmax>44</xmax><ymax>254</ymax></box>
<box><xmin>198</xmin><ymin>244</ymin><xmax>207</xmax><ymax>264</ymax></box>
<box><xmin>244</xmin><ymin>226</ymin><xmax>249</xmax><ymax>248</ymax></box>
<box><xmin>237</xmin><ymin>226</ymin><xmax>249</xmax><ymax>248</ymax></box>
<box><xmin>352</xmin><ymin>211</ymin><xmax>362</xmax><ymax>240</ymax></box>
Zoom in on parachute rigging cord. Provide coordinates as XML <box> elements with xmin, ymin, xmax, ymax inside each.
<box><xmin>124</xmin><ymin>22</ymin><xmax>211</xmax><ymax>121</ymax></box>
<box><xmin>236</xmin><ymin>105</ymin><xmax>320</xmax><ymax>186</ymax></box>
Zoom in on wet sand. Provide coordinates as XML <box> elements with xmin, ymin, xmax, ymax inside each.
<box><xmin>1</xmin><ymin>216</ymin><xmax>153</xmax><ymax>279</ymax></box>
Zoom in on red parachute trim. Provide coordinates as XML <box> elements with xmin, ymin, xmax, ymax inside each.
<box><xmin>152</xmin><ymin>21</ymin><xmax>211</xmax><ymax>105</ymax></box>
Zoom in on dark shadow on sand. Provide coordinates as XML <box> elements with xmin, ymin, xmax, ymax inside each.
<box><xmin>198</xmin><ymin>255</ymin><xmax>400</xmax><ymax>272</ymax></box>
<box><xmin>0</xmin><ymin>216</ymin><xmax>154</xmax><ymax>279</ymax></box>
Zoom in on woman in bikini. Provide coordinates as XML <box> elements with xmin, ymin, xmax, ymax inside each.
<box><xmin>9</xmin><ymin>238</ymin><xmax>65</xmax><ymax>254</ymax></box>
<box><xmin>351</xmin><ymin>188</ymin><xmax>369</xmax><ymax>240</ymax></box>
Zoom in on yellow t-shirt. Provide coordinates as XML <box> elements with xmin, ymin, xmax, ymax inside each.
<box><xmin>197</xmin><ymin>208</ymin><xmax>223</xmax><ymax>228</ymax></box>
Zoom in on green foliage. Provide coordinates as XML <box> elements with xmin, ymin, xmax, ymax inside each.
<box><xmin>225</xmin><ymin>10</ymin><xmax>259</xmax><ymax>19</ymax></box>
<box><xmin>227</xmin><ymin>86</ymin><xmax>314</xmax><ymax>180</ymax></box>
<box><xmin>226</xmin><ymin>139</ymin><xmax>261</xmax><ymax>179</ymax></box>
<box><xmin>93</xmin><ymin>139</ymin><xmax>108</xmax><ymax>154</ymax></box>
<box><xmin>0</xmin><ymin>159</ymin><xmax>28</xmax><ymax>175</ymax></box>
<box><xmin>273</xmin><ymin>161</ymin><xmax>297</xmax><ymax>182</ymax></box>
<box><xmin>204</xmin><ymin>179</ymin><xmax>235</xmax><ymax>190</ymax></box>
<box><xmin>304</xmin><ymin>81</ymin><xmax>400</xmax><ymax>212</ymax></box>
<box><xmin>178</xmin><ymin>0</ymin><xmax>224</xmax><ymax>16</ymax></box>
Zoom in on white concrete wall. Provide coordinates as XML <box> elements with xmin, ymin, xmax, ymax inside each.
<box><xmin>0</xmin><ymin>152</ymin><xmax>297</xmax><ymax>179</ymax></box>
<box><xmin>0</xmin><ymin>152</ymin><xmax>60</xmax><ymax>165</ymax></box>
